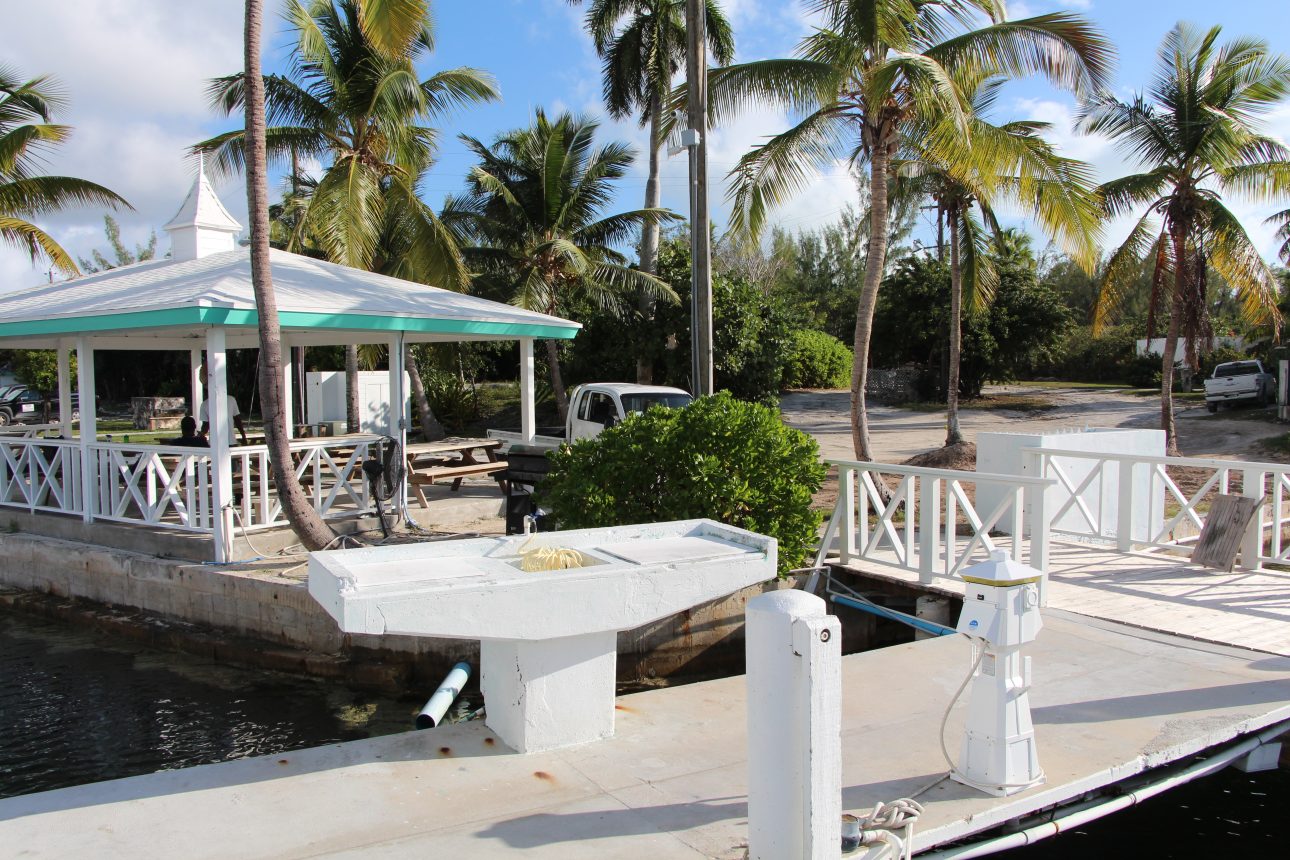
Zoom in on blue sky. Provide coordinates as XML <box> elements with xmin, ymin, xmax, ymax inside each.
<box><xmin>4</xmin><ymin>0</ymin><xmax>1289</xmax><ymax>292</ymax></box>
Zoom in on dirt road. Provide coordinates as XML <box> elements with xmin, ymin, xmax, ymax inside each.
<box><xmin>779</xmin><ymin>386</ymin><xmax>1288</xmax><ymax>463</ymax></box>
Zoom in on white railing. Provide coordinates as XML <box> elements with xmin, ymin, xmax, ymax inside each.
<box><xmin>0</xmin><ymin>423</ymin><xmax>63</xmax><ymax>438</ymax></box>
<box><xmin>230</xmin><ymin>437</ymin><xmax>375</xmax><ymax>532</ymax></box>
<box><xmin>2</xmin><ymin>436</ymin><xmax>380</xmax><ymax>540</ymax></box>
<box><xmin>0</xmin><ymin>436</ymin><xmax>82</xmax><ymax>515</ymax></box>
<box><xmin>1029</xmin><ymin>448</ymin><xmax>1290</xmax><ymax>568</ymax></box>
<box><xmin>819</xmin><ymin>460</ymin><xmax>1055</xmax><ymax>590</ymax></box>
<box><xmin>91</xmin><ymin>442</ymin><xmax>214</xmax><ymax>532</ymax></box>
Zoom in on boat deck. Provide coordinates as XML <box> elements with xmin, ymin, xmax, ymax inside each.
<box><xmin>2</xmin><ymin>610</ymin><xmax>1287</xmax><ymax>858</ymax></box>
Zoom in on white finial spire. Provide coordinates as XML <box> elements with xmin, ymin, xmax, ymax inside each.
<box><xmin>163</xmin><ymin>156</ymin><xmax>243</xmax><ymax>261</ymax></box>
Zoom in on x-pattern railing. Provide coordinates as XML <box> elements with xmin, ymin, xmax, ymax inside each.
<box><xmin>234</xmin><ymin>438</ymin><xmax>374</xmax><ymax>532</ymax></box>
<box><xmin>819</xmin><ymin>460</ymin><xmax>1053</xmax><ymax>595</ymax></box>
<box><xmin>93</xmin><ymin>444</ymin><xmax>212</xmax><ymax>531</ymax></box>
<box><xmin>0</xmin><ymin>437</ymin><xmax>81</xmax><ymax>514</ymax></box>
<box><xmin>1030</xmin><ymin>447</ymin><xmax>1290</xmax><ymax>568</ymax></box>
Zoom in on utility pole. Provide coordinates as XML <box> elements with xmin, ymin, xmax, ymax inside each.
<box><xmin>685</xmin><ymin>0</ymin><xmax>713</xmax><ymax>396</ymax></box>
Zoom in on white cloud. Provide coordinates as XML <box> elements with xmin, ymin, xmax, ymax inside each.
<box><xmin>1</xmin><ymin>2</ymin><xmax>266</xmax><ymax>293</ymax></box>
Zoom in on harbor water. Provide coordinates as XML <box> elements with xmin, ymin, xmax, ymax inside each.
<box><xmin>0</xmin><ymin>606</ymin><xmax>1284</xmax><ymax>857</ymax></box>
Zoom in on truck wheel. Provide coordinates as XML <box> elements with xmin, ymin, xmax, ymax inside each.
<box><xmin>0</xmin><ymin>410</ymin><xmax>10</xmax><ymax>427</ymax></box>
<box><xmin>1258</xmin><ymin>388</ymin><xmax>1270</xmax><ymax>407</ymax></box>
<box><xmin>1206</xmin><ymin>401</ymin><xmax>1218</xmax><ymax>414</ymax></box>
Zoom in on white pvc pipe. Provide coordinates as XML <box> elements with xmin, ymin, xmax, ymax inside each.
<box><xmin>918</xmin><ymin>721</ymin><xmax>1290</xmax><ymax>859</ymax></box>
<box><xmin>416</xmin><ymin>662</ymin><xmax>472</xmax><ymax>729</ymax></box>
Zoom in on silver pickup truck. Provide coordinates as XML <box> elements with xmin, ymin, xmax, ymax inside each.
<box><xmin>1203</xmin><ymin>360</ymin><xmax>1275</xmax><ymax>412</ymax></box>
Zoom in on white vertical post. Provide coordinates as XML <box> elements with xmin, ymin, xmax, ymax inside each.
<box><xmin>1117</xmin><ymin>459</ymin><xmax>1136</xmax><ymax>552</ymax></box>
<box><xmin>519</xmin><ymin>337</ymin><xmax>535</xmax><ymax>443</ymax></box>
<box><xmin>75</xmin><ymin>338</ymin><xmax>97</xmax><ymax>523</ymax></box>
<box><xmin>918</xmin><ymin>474</ymin><xmax>940</xmax><ymax>581</ymax></box>
<box><xmin>389</xmin><ymin>333</ymin><xmax>409</xmax><ymax>511</ymax></box>
<box><xmin>746</xmin><ymin>591</ymin><xmax>841</xmax><ymax>860</ymax></box>
<box><xmin>56</xmin><ymin>341</ymin><xmax>73</xmax><ymax>437</ymax></box>
<box><xmin>1027</xmin><ymin>485</ymin><xmax>1050</xmax><ymax>606</ymax></box>
<box><xmin>1280</xmin><ymin>360</ymin><xmax>1289</xmax><ymax>422</ymax></box>
<box><xmin>840</xmin><ymin>466</ymin><xmax>856</xmax><ymax>562</ymax></box>
<box><xmin>206</xmin><ymin>327</ymin><xmax>232</xmax><ymax>563</ymax></box>
<box><xmin>1241</xmin><ymin>468</ymin><xmax>1265</xmax><ymax>571</ymax></box>
<box><xmin>190</xmin><ymin>347</ymin><xmax>204</xmax><ymax>417</ymax></box>
<box><xmin>282</xmin><ymin>336</ymin><xmax>294</xmax><ymax>439</ymax></box>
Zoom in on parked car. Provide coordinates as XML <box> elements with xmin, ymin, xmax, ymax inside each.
<box><xmin>488</xmin><ymin>383</ymin><xmax>694</xmax><ymax>451</ymax></box>
<box><xmin>1203</xmin><ymin>360</ymin><xmax>1275</xmax><ymax>413</ymax></box>
<box><xmin>0</xmin><ymin>385</ymin><xmax>82</xmax><ymax>426</ymax></box>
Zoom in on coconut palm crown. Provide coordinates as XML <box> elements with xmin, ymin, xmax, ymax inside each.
<box><xmin>0</xmin><ymin>67</ymin><xmax>129</xmax><ymax>277</ymax></box>
<box><xmin>1080</xmin><ymin>22</ymin><xmax>1290</xmax><ymax>454</ymax></box>
<box><xmin>453</xmin><ymin>110</ymin><xmax>679</xmax><ymax>419</ymax></box>
<box><xmin>698</xmin><ymin>0</ymin><xmax>1113</xmax><ymax>460</ymax></box>
<box><xmin>196</xmin><ymin>0</ymin><xmax>498</xmax><ymax>287</ymax></box>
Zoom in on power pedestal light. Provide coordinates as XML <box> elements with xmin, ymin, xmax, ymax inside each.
<box><xmin>952</xmin><ymin>549</ymin><xmax>1045</xmax><ymax>797</ymax></box>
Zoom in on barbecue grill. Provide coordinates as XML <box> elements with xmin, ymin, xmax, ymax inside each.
<box><xmin>494</xmin><ymin>444</ymin><xmax>557</xmax><ymax>534</ymax></box>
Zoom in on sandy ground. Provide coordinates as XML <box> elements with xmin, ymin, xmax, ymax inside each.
<box><xmin>780</xmin><ymin>385</ymin><xmax>1289</xmax><ymax>464</ymax></box>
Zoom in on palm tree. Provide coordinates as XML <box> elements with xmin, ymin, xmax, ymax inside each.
<box><xmin>1080</xmin><ymin>23</ymin><xmax>1290</xmax><ymax>454</ymax></box>
<box><xmin>898</xmin><ymin>75</ymin><xmax>1101</xmax><ymax>446</ymax></box>
<box><xmin>236</xmin><ymin>0</ymin><xmax>439</xmax><ymax>550</ymax></box>
<box><xmin>1</xmin><ymin>67</ymin><xmax>129</xmax><ymax>277</ymax></box>
<box><xmin>705</xmin><ymin>0</ymin><xmax>1112</xmax><ymax>460</ymax></box>
<box><xmin>206</xmin><ymin>0</ymin><xmax>497</xmax><ymax>440</ymax></box>
<box><xmin>574</xmin><ymin>0</ymin><xmax>734</xmax><ymax>382</ymax></box>
<box><xmin>456</xmin><ymin>110</ymin><xmax>678</xmax><ymax>420</ymax></box>
<box><xmin>1268</xmin><ymin>207</ymin><xmax>1290</xmax><ymax>264</ymax></box>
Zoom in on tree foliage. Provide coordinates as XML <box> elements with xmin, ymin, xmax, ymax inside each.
<box><xmin>539</xmin><ymin>392</ymin><xmax>825</xmax><ymax>574</ymax></box>
<box><xmin>77</xmin><ymin>215</ymin><xmax>157</xmax><ymax>273</ymax></box>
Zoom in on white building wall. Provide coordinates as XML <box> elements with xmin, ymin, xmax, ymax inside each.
<box><xmin>305</xmin><ymin>370</ymin><xmax>410</xmax><ymax>434</ymax></box>
<box><xmin>977</xmin><ymin>428</ymin><xmax>1165</xmax><ymax>541</ymax></box>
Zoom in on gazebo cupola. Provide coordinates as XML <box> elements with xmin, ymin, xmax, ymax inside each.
<box><xmin>162</xmin><ymin>158</ymin><xmax>242</xmax><ymax>262</ymax></box>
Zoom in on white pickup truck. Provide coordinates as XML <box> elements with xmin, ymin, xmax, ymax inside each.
<box><xmin>488</xmin><ymin>383</ymin><xmax>693</xmax><ymax>452</ymax></box>
<box><xmin>1203</xmin><ymin>360</ymin><xmax>1276</xmax><ymax>412</ymax></box>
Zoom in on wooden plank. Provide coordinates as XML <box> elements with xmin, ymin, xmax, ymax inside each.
<box><xmin>1191</xmin><ymin>494</ymin><xmax>1261</xmax><ymax>572</ymax></box>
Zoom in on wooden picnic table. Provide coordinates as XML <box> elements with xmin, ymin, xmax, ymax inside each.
<box><xmin>403</xmin><ymin>437</ymin><xmax>507</xmax><ymax>507</ymax></box>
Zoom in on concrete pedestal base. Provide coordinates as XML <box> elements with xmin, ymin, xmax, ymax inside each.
<box><xmin>480</xmin><ymin>631</ymin><xmax>617</xmax><ymax>753</ymax></box>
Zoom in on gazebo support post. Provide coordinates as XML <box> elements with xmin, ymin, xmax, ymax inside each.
<box><xmin>56</xmin><ymin>341</ymin><xmax>73</xmax><ymax>438</ymax></box>
<box><xmin>206</xmin><ymin>327</ymin><xmax>233</xmax><ymax>563</ymax></box>
<box><xmin>282</xmin><ymin>335</ymin><xmax>294</xmax><ymax>439</ymax></box>
<box><xmin>75</xmin><ymin>337</ymin><xmax>96</xmax><ymax>523</ymax></box>
<box><xmin>520</xmin><ymin>337</ymin><xmax>535</xmax><ymax>444</ymax></box>
<box><xmin>189</xmin><ymin>348</ymin><xmax>204</xmax><ymax>419</ymax></box>
<box><xmin>389</xmin><ymin>332</ymin><xmax>408</xmax><ymax>511</ymax></box>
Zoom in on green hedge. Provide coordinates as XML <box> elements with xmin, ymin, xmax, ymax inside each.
<box><xmin>783</xmin><ymin>329</ymin><xmax>852</xmax><ymax>389</ymax></box>
<box><xmin>538</xmin><ymin>392</ymin><xmax>826</xmax><ymax>574</ymax></box>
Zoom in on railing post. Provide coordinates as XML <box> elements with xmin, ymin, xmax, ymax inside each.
<box><xmin>746</xmin><ymin>590</ymin><xmax>841</xmax><ymax>860</ymax></box>
<box><xmin>1027</xmin><ymin>484</ymin><xmax>1050</xmax><ymax>606</ymax></box>
<box><xmin>840</xmin><ymin>466</ymin><xmax>856</xmax><ymax>563</ymax></box>
<box><xmin>919</xmin><ymin>474</ymin><xmax>940</xmax><ymax>582</ymax></box>
<box><xmin>75</xmin><ymin>337</ymin><xmax>96</xmax><ymax>524</ymax></box>
<box><xmin>1117</xmin><ymin>458</ymin><xmax>1136</xmax><ymax>552</ymax></box>
<box><xmin>1241</xmin><ymin>468</ymin><xmax>1265</xmax><ymax>571</ymax></box>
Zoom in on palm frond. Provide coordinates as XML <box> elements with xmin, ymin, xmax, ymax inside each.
<box><xmin>1094</xmin><ymin>211</ymin><xmax>1160</xmax><ymax>334</ymax></box>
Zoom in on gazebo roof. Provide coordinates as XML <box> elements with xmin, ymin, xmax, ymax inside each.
<box><xmin>0</xmin><ymin>248</ymin><xmax>580</xmax><ymax>348</ymax></box>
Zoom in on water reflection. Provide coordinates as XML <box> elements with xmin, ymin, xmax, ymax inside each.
<box><xmin>0</xmin><ymin>609</ymin><xmax>412</xmax><ymax>799</ymax></box>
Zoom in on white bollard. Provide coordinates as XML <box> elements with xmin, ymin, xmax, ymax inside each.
<box><xmin>746</xmin><ymin>590</ymin><xmax>842</xmax><ymax>860</ymax></box>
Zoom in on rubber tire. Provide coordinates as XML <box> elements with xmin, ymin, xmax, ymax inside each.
<box><xmin>1207</xmin><ymin>401</ymin><xmax>1218</xmax><ymax>414</ymax></box>
<box><xmin>1258</xmin><ymin>388</ymin><xmax>1270</xmax><ymax>408</ymax></box>
<box><xmin>0</xmin><ymin>409</ymin><xmax>10</xmax><ymax>427</ymax></box>
<box><xmin>70</xmin><ymin>408</ymin><xmax>80</xmax><ymax>423</ymax></box>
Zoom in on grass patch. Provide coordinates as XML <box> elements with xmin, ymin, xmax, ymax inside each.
<box><xmin>1260</xmin><ymin>433</ymin><xmax>1290</xmax><ymax>458</ymax></box>
<box><xmin>1126</xmin><ymin>388</ymin><xmax>1206</xmax><ymax>402</ymax></box>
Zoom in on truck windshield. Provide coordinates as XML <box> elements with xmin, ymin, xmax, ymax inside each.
<box><xmin>1215</xmin><ymin>363</ymin><xmax>1260</xmax><ymax>378</ymax></box>
<box><xmin>620</xmin><ymin>393</ymin><xmax>693</xmax><ymax>414</ymax></box>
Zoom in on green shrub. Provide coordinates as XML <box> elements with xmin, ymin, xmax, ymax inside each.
<box><xmin>423</xmin><ymin>370</ymin><xmax>476</xmax><ymax>432</ymax></box>
<box><xmin>783</xmin><ymin>329</ymin><xmax>852</xmax><ymax>389</ymax></box>
<box><xmin>538</xmin><ymin>392</ymin><xmax>826</xmax><ymax>574</ymax></box>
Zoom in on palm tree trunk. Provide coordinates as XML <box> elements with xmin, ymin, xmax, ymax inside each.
<box><xmin>946</xmin><ymin>209</ymin><xmax>964</xmax><ymax>446</ymax></box>
<box><xmin>851</xmin><ymin>136</ymin><xmax>892</xmax><ymax>462</ymax></box>
<box><xmin>636</xmin><ymin>93</ymin><xmax>664</xmax><ymax>385</ymax></box>
<box><xmin>345</xmin><ymin>344</ymin><xmax>359</xmax><ymax>432</ymax></box>
<box><xmin>1160</xmin><ymin>229</ymin><xmax>1188</xmax><ymax>456</ymax></box>
<box><xmin>405</xmin><ymin>345</ymin><xmax>445</xmax><ymax>441</ymax></box>
<box><xmin>545</xmin><ymin>339</ymin><xmax>569</xmax><ymax>423</ymax></box>
<box><xmin>243</xmin><ymin>0</ymin><xmax>334</xmax><ymax>551</ymax></box>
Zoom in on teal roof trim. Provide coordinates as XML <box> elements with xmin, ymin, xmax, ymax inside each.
<box><xmin>0</xmin><ymin>306</ymin><xmax>580</xmax><ymax>340</ymax></box>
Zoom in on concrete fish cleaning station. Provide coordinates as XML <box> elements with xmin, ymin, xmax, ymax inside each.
<box><xmin>307</xmin><ymin>519</ymin><xmax>779</xmax><ymax>752</ymax></box>
<box><xmin>0</xmin><ymin>393</ymin><xmax>1288</xmax><ymax>857</ymax></box>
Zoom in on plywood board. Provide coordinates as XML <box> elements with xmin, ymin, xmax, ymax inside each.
<box><xmin>1191</xmin><ymin>494</ymin><xmax>1260</xmax><ymax>572</ymax></box>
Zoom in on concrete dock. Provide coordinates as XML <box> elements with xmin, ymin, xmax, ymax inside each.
<box><xmin>2</xmin><ymin>609</ymin><xmax>1286</xmax><ymax>858</ymax></box>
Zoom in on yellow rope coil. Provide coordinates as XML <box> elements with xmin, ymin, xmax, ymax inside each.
<box><xmin>516</xmin><ymin>539</ymin><xmax>589</xmax><ymax>571</ymax></box>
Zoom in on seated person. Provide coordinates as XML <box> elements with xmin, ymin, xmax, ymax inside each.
<box><xmin>167</xmin><ymin>415</ymin><xmax>209</xmax><ymax>448</ymax></box>
<box><xmin>198</xmin><ymin>363</ymin><xmax>250</xmax><ymax>446</ymax></box>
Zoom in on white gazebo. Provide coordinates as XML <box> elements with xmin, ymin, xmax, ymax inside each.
<box><xmin>0</xmin><ymin>166</ymin><xmax>578</xmax><ymax>561</ymax></box>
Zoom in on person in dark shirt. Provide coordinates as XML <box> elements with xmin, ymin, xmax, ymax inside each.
<box><xmin>167</xmin><ymin>416</ymin><xmax>209</xmax><ymax>448</ymax></box>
